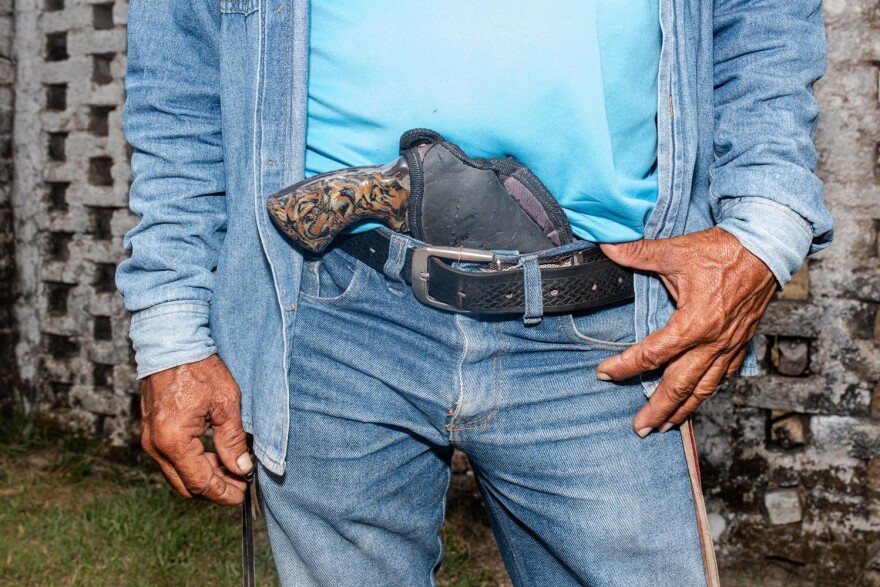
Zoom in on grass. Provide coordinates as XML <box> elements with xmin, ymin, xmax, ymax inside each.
<box><xmin>0</xmin><ymin>450</ymin><xmax>279</xmax><ymax>586</ymax></box>
<box><xmin>0</xmin><ymin>406</ymin><xmax>837</xmax><ymax>586</ymax></box>
<box><xmin>0</xmin><ymin>406</ymin><xmax>508</xmax><ymax>586</ymax></box>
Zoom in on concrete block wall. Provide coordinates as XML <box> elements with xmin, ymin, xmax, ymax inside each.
<box><xmin>1</xmin><ymin>0</ymin><xmax>877</xmax><ymax>580</ymax></box>
<box><xmin>0</xmin><ymin>0</ymin><xmax>16</xmax><ymax>403</ymax></box>
<box><xmin>694</xmin><ymin>0</ymin><xmax>880</xmax><ymax>581</ymax></box>
<box><xmin>10</xmin><ymin>0</ymin><xmax>136</xmax><ymax>444</ymax></box>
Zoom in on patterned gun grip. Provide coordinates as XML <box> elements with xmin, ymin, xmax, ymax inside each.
<box><xmin>267</xmin><ymin>157</ymin><xmax>410</xmax><ymax>253</ymax></box>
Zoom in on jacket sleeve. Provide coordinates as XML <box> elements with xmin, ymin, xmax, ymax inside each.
<box><xmin>710</xmin><ymin>0</ymin><xmax>833</xmax><ymax>285</ymax></box>
<box><xmin>116</xmin><ymin>0</ymin><xmax>225</xmax><ymax>379</ymax></box>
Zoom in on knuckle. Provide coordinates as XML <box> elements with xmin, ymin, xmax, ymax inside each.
<box><xmin>221</xmin><ymin>427</ymin><xmax>247</xmax><ymax>449</ymax></box>
<box><xmin>152</xmin><ymin>428</ymin><xmax>180</xmax><ymax>455</ymax></box>
<box><xmin>185</xmin><ymin>475</ymin><xmax>211</xmax><ymax>497</ymax></box>
<box><xmin>664</xmin><ymin>379</ymin><xmax>695</xmax><ymax>402</ymax></box>
<box><xmin>694</xmin><ymin>386</ymin><xmax>718</xmax><ymax>400</ymax></box>
<box><xmin>667</xmin><ymin>386</ymin><xmax>692</xmax><ymax>403</ymax></box>
<box><xmin>639</xmin><ymin>345</ymin><xmax>667</xmax><ymax>370</ymax></box>
<box><xmin>198</xmin><ymin>475</ymin><xmax>226</xmax><ymax>499</ymax></box>
<box><xmin>212</xmin><ymin>392</ymin><xmax>241</xmax><ymax>419</ymax></box>
<box><xmin>626</xmin><ymin>240</ymin><xmax>649</xmax><ymax>258</ymax></box>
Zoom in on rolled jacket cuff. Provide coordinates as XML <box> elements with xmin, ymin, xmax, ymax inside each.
<box><xmin>715</xmin><ymin>197</ymin><xmax>814</xmax><ymax>287</ymax></box>
<box><xmin>129</xmin><ymin>301</ymin><xmax>217</xmax><ymax>379</ymax></box>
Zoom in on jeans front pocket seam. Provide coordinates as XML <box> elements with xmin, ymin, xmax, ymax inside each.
<box><xmin>558</xmin><ymin>314</ymin><xmax>635</xmax><ymax>349</ymax></box>
<box><xmin>297</xmin><ymin>259</ymin><xmax>372</xmax><ymax>309</ymax></box>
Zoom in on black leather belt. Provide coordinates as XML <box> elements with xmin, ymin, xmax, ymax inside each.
<box><xmin>336</xmin><ymin>230</ymin><xmax>634</xmax><ymax>315</ymax></box>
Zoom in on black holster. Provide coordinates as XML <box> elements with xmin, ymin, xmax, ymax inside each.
<box><xmin>400</xmin><ymin>129</ymin><xmax>574</xmax><ymax>253</ymax></box>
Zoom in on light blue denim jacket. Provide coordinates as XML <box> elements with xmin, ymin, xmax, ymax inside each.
<box><xmin>117</xmin><ymin>0</ymin><xmax>833</xmax><ymax>475</ymax></box>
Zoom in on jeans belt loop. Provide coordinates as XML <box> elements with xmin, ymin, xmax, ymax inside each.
<box><xmin>383</xmin><ymin>233</ymin><xmax>409</xmax><ymax>285</ymax></box>
<box><xmin>519</xmin><ymin>253</ymin><xmax>543</xmax><ymax>325</ymax></box>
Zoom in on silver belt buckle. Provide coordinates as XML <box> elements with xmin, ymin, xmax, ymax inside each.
<box><xmin>411</xmin><ymin>245</ymin><xmax>496</xmax><ymax>312</ymax></box>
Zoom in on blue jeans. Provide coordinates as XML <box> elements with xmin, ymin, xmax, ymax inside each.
<box><xmin>258</xmin><ymin>236</ymin><xmax>717</xmax><ymax>586</ymax></box>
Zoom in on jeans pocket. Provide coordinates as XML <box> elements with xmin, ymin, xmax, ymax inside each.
<box><xmin>560</xmin><ymin>300</ymin><xmax>637</xmax><ymax>349</ymax></box>
<box><xmin>298</xmin><ymin>248</ymin><xmax>371</xmax><ymax>308</ymax></box>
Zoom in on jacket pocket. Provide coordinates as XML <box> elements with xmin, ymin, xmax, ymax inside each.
<box><xmin>220</xmin><ymin>0</ymin><xmax>258</xmax><ymax>15</ymax></box>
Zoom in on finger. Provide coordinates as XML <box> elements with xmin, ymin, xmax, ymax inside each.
<box><xmin>204</xmin><ymin>452</ymin><xmax>247</xmax><ymax>494</ymax></box>
<box><xmin>725</xmin><ymin>347</ymin><xmax>747</xmax><ymax>379</ymax></box>
<box><xmin>190</xmin><ymin>452</ymin><xmax>246</xmax><ymax>506</ymax></box>
<box><xmin>632</xmin><ymin>346</ymin><xmax>719</xmax><ymax>436</ymax></box>
<box><xmin>599</xmin><ymin>239</ymin><xmax>671</xmax><ymax>273</ymax></box>
<box><xmin>209</xmin><ymin>390</ymin><xmax>252</xmax><ymax>476</ymax></box>
<box><xmin>597</xmin><ymin>315</ymin><xmax>695</xmax><ymax>381</ymax></box>
<box><xmin>660</xmin><ymin>353</ymin><xmax>732</xmax><ymax>428</ymax></box>
<box><xmin>170</xmin><ymin>439</ymin><xmax>244</xmax><ymax>506</ymax></box>
<box><xmin>657</xmin><ymin>346</ymin><xmax>745</xmax><ymax>430</ymax></box>
<box><xmin>154</xmin><ymin>454</ymin><xmax>195</xmax><ymax>498</ymax></box>
<box><xmin>152</xmin><ymin>424</ymin><xmax>242</xmax><ymax>505</ymax></box>
<box><xmin>141</xmin><ymin>426</ymin><xmax>193</xmax><ymax>498</ymax></box>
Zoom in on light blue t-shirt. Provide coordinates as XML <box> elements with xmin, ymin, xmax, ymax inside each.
<box><xmin>306</xmin><ymin>2</ymin><xmax>661</xmax><ymax>243</ymax></box>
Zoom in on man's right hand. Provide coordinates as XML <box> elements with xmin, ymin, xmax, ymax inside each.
<box><xmin>140</xmin><ymin>355</ymin><xmax>252</xmax><ymax>505</ymax></box>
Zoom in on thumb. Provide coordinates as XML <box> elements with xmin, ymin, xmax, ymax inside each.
<box><xmin>600</xmin><ymin>239</ymin><xmax>668</xmax><ymax>273</ymax></box>
<box><xmin>211</xmin><ymin>396</ymin><xmax>252</xmax><ymax>476</ymax></box>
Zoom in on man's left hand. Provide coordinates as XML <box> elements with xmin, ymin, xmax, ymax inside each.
<box><xmin>598</xmin><ymin>227</ymin><xmax>777</xmax><ymax>437</ymax></box>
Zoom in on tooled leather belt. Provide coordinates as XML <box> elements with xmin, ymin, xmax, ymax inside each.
<box><xmin>336</xmin><ymin>229</ymin><xmax>634</xmax><ymax>315</ymax></box>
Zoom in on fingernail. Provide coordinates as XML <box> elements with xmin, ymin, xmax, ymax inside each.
<box><xmin>659</xmin><ymin>422</ymin><xmax>675</xmax><ymax>433</ymax></box>
<box><xmin>237</xmin><ymin>453</ymin><xmax>254</xmax><ymax>474</ymax></box>
<box><xmin>596</xmin><ymin>371</ymin><xmax>612</xmax><ymax>381</ymax></box>
<box><xmin>636</xmin><ymin>427</ymin><xmax>653</xmax><ymax>438</ymax></box>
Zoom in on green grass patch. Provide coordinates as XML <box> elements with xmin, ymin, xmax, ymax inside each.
<box><xmin>0</xmin><ymin>409</ymin><xmax>509</xmax><ymax>586</ymax></box>
<box><xmin>0</xmin><ymin>453</ymin><xmax>278</xmax><ymax>586</ymax></box>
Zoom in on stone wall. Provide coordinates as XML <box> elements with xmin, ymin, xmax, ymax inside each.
<box><xmin>2</xmin><ymin>0</ymin><xmax>877</xmax><ymax>581</ymax></box>
<box><xmin>10</xmin><ymin>0</ymin><xmax>136</xmax><ymax>443</ymax></box>
<box><xmin>694</xmin><ymin>0</ymin><xmax>880</xmax><ymax>582</ymax></box>
<box><xmin>0</xmin><ymin>0</ymin><xmax>17</xmax><ymax>404</ymax></box>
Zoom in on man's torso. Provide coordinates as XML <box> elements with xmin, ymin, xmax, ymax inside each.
<box><xmin>306</xmin><ymin>0</ymin><xmax>661</xmax><ymax>242</ymax></box>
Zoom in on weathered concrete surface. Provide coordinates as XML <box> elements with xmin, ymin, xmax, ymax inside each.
<box><xmin>0</xmin><ymin>0</ymin><xmax>876</xmax><ymax>581</ymax></box>
<box><xmin>0</xmin><ymin>0</ymin><xmax>17</xmax><ymax>405</ymax></box>
<box><xmin>694</xmin><ymin>1</ymin><xmax>880</xmax><ymax>583</ymax></box>
<box><xmin>10</xmin><ymin>0</ymin><xmax>136</xmax><ymax>442</ymax></box>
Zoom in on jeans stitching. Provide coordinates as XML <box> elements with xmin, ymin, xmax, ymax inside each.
<box><xmin>447</xmin><ymin>315</ymin><xmax>468</xmax><ymax>440</ymax></box>
<box><xmin>494</xmin><ymin>514</ymin><xmax>531</xmax><ymax>587</ymax></box>
<box><xmin>219</xmin><ymin>0</ymin><xmax>258</xmax><ymax>14</ymax></box>
<box><xmin>297</xmin><ymin>259</ymin><xmax>370</xmax><ymax>308</ymax></box>
<box><xmin>473</xmin><ymin>469</ymin><xmax>531</xmax><ymax>587</ymax></box>
<box><xmin>385</xmin><ymin>239</ymin><xmax>408</xmax><ymax>296</ymax></box>
<box><xmin>429</xmin><ymin>466</ymin><xmax>453</xmax><ymax>587</ymax></box>
<box><xmin>392</xmin><ymin>239</ymin><xmax>405</xmax><ymax>275</ymax></box>
<box><xmin>453</xmin><ymin>321</ymin><xmax>497</xmax><ymax>428</ymax></box>
<box><xmin>452</xmin><ymin>321</ymin><xmax>507</xmax><ymax>431</ymax></box>
<box><xmin>559</xmin><ymin>314</ymin><xmax>634</xmax><ymax>349</ymax></box>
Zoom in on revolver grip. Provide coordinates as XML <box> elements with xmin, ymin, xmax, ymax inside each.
<box><xmin>267</xmin><ymin>158</ymin><xmax>410</xmax><ymax>253</ymax></box>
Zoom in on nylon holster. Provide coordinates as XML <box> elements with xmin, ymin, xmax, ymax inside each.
<box><xmin>400</xmin><ymin>129</ymin><xmax>574</xmax><ymax>253</ymax></box>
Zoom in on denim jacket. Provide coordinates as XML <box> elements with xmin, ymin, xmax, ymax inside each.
<box><xmin>117</xmin><ymin>0</ymin><xmax>833</xmax><ymax>475</ymax></box>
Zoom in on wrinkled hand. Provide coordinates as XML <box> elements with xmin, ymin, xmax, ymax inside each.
<box><xmin>140</xmin><ymin>355</ymin><xmax>252</xmax><ymax>505</ymax></box>
<box><xmin>598</xmin><ymin>227</ymin><xmax>777</xmax><ymax>437</ymax></box>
